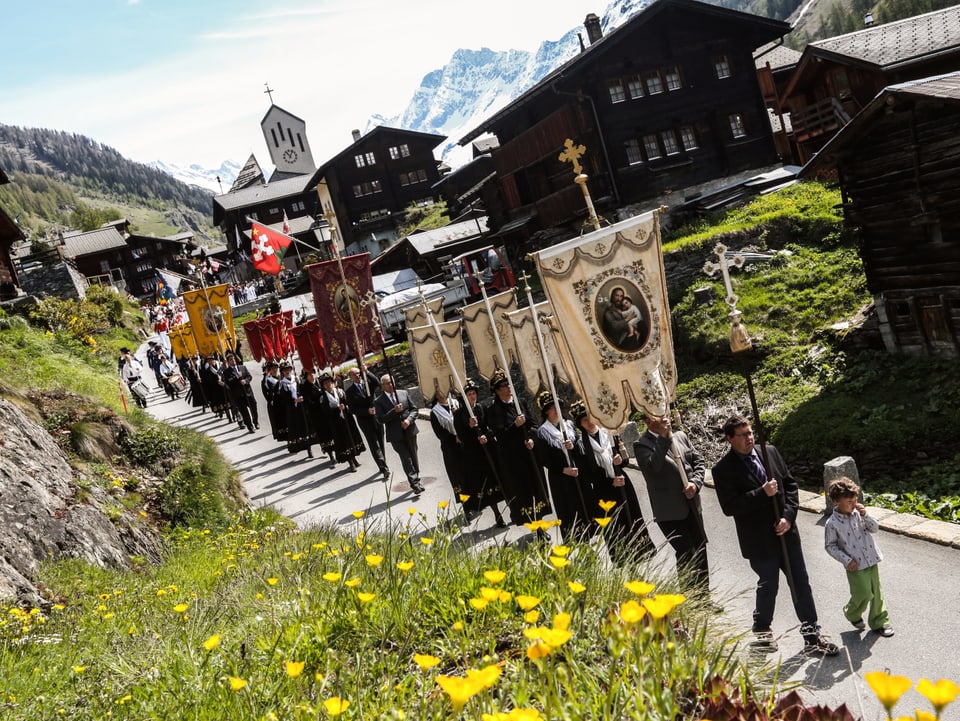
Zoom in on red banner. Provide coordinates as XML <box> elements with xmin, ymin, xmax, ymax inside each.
<box><xmin>289</xmin><ymin>319</ymin><xmax>326</xmax><ymax>371</ymax></box>
<box><xmin>242</xmin><ymin>311</ymin><xmax>294</xmax><ymax>362</ymax></box>
<box><xmin>306</xmin><ymin>253</ymin><xmax>379</xmax><ymax>365</ymax></box>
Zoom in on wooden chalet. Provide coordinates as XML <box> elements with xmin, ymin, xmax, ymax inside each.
<box><xmin>0</xmin><ymin>166</ymin><xmax>24</xmax><ymax>301</ymax></box>
<box><xmin>370</xmin><ymin>217</ymin><xmax>489</xmax><ymax>280</ymax></box>
<box><xmin>755</xmin><ymin>42</ymin><xmax>802</xmax><ymax>160</ymax></box>
<box><xmin>781</xmin><ymin>5</ymin><xmax>960</xmax><ymax>164</ymax></box>
<box><xmin>305</xmin><ymin>126</ymin><xmax>447</xmax><ymax>256</ymax></box>
<box><xmin>458</xmin><ymin>0</ymin><xmax>790</xmax><ymax>249</ymax></box>
<box><xmin>60</xmin><ymin>220</ymin><xmax>196</xmax><ymax>299</ymax></box>
<box><xmin>801</xmin><ymin>73</ymin><xmax>960</xmax><ymax>356</ymax></box>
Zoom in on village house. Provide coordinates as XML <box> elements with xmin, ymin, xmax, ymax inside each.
<box><xmin>0</xmin><ymin>166</ymin><xmax>23</xmax><ymax>301</ymax></box>
<box><xmin>457</xmin><ymin>0</ymin><xmax>791</xmax><ymax>254</ymax></box>
<box><xmin>780</xmin><ymin>5</ymin><xmax>960</xmax><ymax>164</ymax></box>
<box><xmin>801</xmin><ymin>72</ymin><xmax>960</xmax><ymax>356</ymax></box>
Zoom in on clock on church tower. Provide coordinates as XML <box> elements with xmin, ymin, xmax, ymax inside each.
<box><xmin>261</xmin><ymin>102</ymin><xmax>316</xmax><ymax>174</ymax></box>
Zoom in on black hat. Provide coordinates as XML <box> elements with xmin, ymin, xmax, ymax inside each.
<box><xmin>317</xmin><ymin>370</ymin><xmax>333</xmax><ymax>383</ymax></box>
<box><xmin>148</xmin><ymin>340</ymin><xmax>157</xmax><ymax>346</ymax></box>
<box><xmin>264</xmin><ymin>360</ymin><xmax>279</xmax><ymax>369</ymax></box>
<box><xmin>490</xmin><ymin>368</ymin><xmax>509</xmax><ymax>391</ymax></box>
<box><xmin>463</xmin><ymin>378</ymin><xmax>480</xmax><ymax>393</ymax></box>
<box><xmin>280</xmin><ymin>362</ymin><xmax>293</xmax><ymax>371</ymax></box>
<box><xmin>119</xmin><ymin>347</ymin><xmax>130</xmax><ymax>354</ymax></box>
<box><xmin>569</xmin><ymin>399</ymin><xmax>588</xmax><ymax>423</ymax></box>
<box><xmin>537</xmin><ymin>390</ymin><xmax>562</xmax><ymax>413</ymax></box>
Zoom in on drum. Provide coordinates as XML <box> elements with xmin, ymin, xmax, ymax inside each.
<box><xmin>129</xmin><ymin>380</ymin><xmax>149</xmax><ymax>401</ymax></box>
<box><xmin>167</xmin><ymin>374</ymin><xmax>188</xmax><ymax>393</ymax></box>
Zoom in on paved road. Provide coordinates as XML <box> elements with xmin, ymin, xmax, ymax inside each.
<box><xmin>141</xmin><ymin>354</ymin><xmax>960</xmax><ymax>721</ymax></box>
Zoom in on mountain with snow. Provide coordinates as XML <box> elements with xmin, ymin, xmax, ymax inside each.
<box><xmin>385</xmin><ymin>0</ymin><xmax>651</xmax><ymax>168</ymax></box>
<box><xmin>147</xmin><ymin>159</ymin><xmax>241</xmax><ymax>194</ymax></box>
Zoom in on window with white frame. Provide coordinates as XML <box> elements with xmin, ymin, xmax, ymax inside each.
<box><xmin>626</xmin><ymin>75</ymin><xmax>644</xmax><ymax>99</ymax></box>
<box><xmin>354</xmin><ymin>154</ymin><xmax>367</xmax><ymax>168</ymax></box>
<box><xmin>364</xmin><ymin>151</ymin><xmax>376</xmax><ymax>165</ymax></box>
<box><xmin>679</xmin><ymin>125</ymin><xmax>698</xmax><ymax>150</ymax></box>
<box><xmin>644</xmin><ymin>72</ymin><xmax>664</xmax><ymax>95</ymax></box>
<box><xmin>389</xmin><ymin>146</ymin><xmax>400</xmax><ymax>160</ymax></box>
<box><xmin>661</xmin><ymin>130</ymin><xmax>680</xmax><ymax>155</ymax></box>
<box><xmin>714</xmin><ymin>55</ymin><xmax>731</xmax><ymax>79</ymax></box>
<box><xmin>607</xmin><ymin>79</ymin><xmax>626</xmax><ymax>103</ymax></box>
<box><xmin>399</xmin><ymin>143</ymin><xmax>410</xmax><ymax>157</ymax></box>
<box><xmin>664</xmin><ymin>66</ymin><xmax>682</xmax><ymax>91</ymax></box>
<box><xmin>292</xmin><ymin>201</ymin><xmax>306</xmax><ymax>212</ymax></box>
<box><xmin>728</xmin><ymin>113</ymin><xmax>747</xmax><ymax>138</ymax></box>
<box><xmin>642</xmin><ymin>134</ymin><xmax>662</xmax><ymax>159</ymax></box>
<box><xmin>624</xmin><ymin>138</ymin><xmax>643</xmax><ymax>165</ymax></box>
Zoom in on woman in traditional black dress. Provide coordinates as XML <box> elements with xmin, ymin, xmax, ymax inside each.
<box><xmin>300</xmin><ymin>368</ymin><xmax>335</xmax><ymax>463</ymax></box>
<box><xmin>279</xmin><ymin>363</ymin><xmax>315</xmax><ymax>457</ymax></box>
<box><xmin>570</xmin><ymin>400</ymin><xmax>652</xmax><ymax>566</ymax></box>
<box><xmin>200</xmin><ymin>355</ymin><xmax>232</xmax><ymax>420</ymax></box>
<box><xmin>452</xmin><ymin>379</ymin><xmax>507</xmax><ymax>527</ymax></box>
<box><xmin>184</xmin><ymin>355</ymin><xmax>207</xmax><ymax>411</ymax></box>
<box><xmin>317</xmin><ymin>372</ymin><xmax>365</xmax><ymax>470</ymax></box>
<box><xmin>260</xmin><ymin>360</ymin><xmax>287</xmax><ymax>442</ymax></box>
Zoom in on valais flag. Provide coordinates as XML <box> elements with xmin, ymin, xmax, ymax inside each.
<box><xmin>250</xmin><ymin>221</ymin><xmax>292</xmax><ymax>276</ymax></box>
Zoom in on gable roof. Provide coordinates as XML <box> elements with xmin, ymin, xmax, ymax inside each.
<box><xmin>459</xmin><ymin>0</ymin><xmax>791</xmax><ymax>145</ymax></box>
<box><xmin>214</xmin><ymin>174</ymin><xmax>314</xmax><ymax>213</ymax></box>
<box><xmin>61</xmin><ymin>226</ymin><xmax>128</xmax><ymax>258</ymax></box>
<box><xmin>306</xmin><ymin>125</ymin><xmax>446</xmax><ymax>184</ymax></box>
<box><xmin>754</xmin><ymin>41</ymin><xmax>801</xmax><ymax>72</ymax></box>
<box><xmin>801</xmin><ymin>71</ymin><xmax>960</xmax><ymax>174</ymax></box>
<box><xmin>231</xmin><ymin>154</ymin><xmax>265</xmax><ymax>192</ymax></box>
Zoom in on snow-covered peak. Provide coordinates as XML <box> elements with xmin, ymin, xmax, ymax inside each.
<box><xmin>148</xmin><ymin>159</ymin><xmax>241</xmax><ymax>193</ymax></box>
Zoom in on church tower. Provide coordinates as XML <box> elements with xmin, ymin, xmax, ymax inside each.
<box><xmin>260</xmin><ymin>104</ymin><xmax>316</xmax><ymax>176</ymax></box>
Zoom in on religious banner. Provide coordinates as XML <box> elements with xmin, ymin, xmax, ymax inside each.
<box><xmin>407</xmin><ymin>319</ymin><xmax>467</xmax><ymax>400</ymax></box>
<box><xmin>289</xmin><ymin>319</ymin><xmax>327</xmax><ymax>372</ymax></box>
<box><xmin>182</xmin><ymin>284</ymin><xmax>235</xmax><ymax>357</ymax></box>
<box><xmin>460</xmin><ymin>289</ymin><xmax>518</xmax><ymax>381</ymax></box>
<box><xmin>168</xmin><ymin>323</ymin><xmax>199</xmax><ymax>359</ymax></box>
<box><xmin>529</xmin><ymin>209</ymin><xmax>676</xmax><ymax>429</ymax></box>
<box><xmin>243</xmin><ymin>311</ymin><xmax>295</xmax><ymax>362</ymax></box>
<box><xmin>404</xmin><ymin>296</ymin><xmax>443</xmax><ymax>328</ymax></box>
<box><xmin>306</xmin><ymin>253</ymin><xmax>379</xmax><ymax>365</ymax></box>
<box><xmin>504</xmin><ymin>301</ymin><xmax>572</xmax><ymax>394</ymax></box>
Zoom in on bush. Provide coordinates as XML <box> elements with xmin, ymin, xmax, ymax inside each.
<box><xmin>155</xmin><ymin>460</ymin><xmax>227</xmax><ymax>529</ymax></box>
<box><xmin>119</xmin><ymin>425</ymin><xmax>182</xmax><ymax>466</ymax></box>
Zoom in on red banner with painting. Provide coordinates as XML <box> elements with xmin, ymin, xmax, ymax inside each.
<box><xmin>305</xmin><ymin>253</ymin><xmax>379</xmax><ymax>365</ymax></box>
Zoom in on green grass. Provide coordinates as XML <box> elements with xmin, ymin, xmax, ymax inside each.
<box><xmin>0</xmin><ymin>508</ymin><xmax>757</xmax><ymax>720</ymax></box>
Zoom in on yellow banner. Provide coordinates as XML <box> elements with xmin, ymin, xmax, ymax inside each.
<box><xmin>503</xmin><ymin>301</ymin><xmax>572</xmax><ymax>394</ymax></box>
<box><xmin>461</xmin><ymin>289</ymin><xmax>518</xmax><ymax>381</ymax></box>
<box><xmin>182</xmin><ymin>284</ymin><xmax>235</xmax><ymax>357</ymax></box>
<box><xmin>407</xmin><ymin>319</ymin><xmax>467</xmax><ymax>400</ymax></box>
<box><xmin>168</xmin><ymin>324</ymin><xmax>199</xmax><ymax>358</ymax></box>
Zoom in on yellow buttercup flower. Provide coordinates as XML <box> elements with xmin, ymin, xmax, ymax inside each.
<box><xmin>483</xmin><ymin>570</ymin><xmax>506</xmax><ymax>584</ymax></box>
<box><xmin>539</xmin><ymin>627</ymin><xmax>572</xmax><ymax>647</ymax></box>
<box><xmin>285</xmin><ymin>660</ymin><xmax>305</xmax><ymax>678</ymax></box>
<box><xmin>917</xmin><ymin>678</ymin><xmax>960</xmax><ymax>713</ymax></box>
<box><xmin>397</xmin><ymin>561</ymin><xmax>415</xmax><ymax>572</ymax></box>
<box><xmin>619</xmin><ymin>600</ymin><xmax>647</xmax><ymax>624</ymax></box>
<box><xmin>438</xmin><ymin>501</ymin><xmax>449</xmax><ymax>509</ymax></box>
<box><xmin>228</xmin><ymin>676</ymin><xmax>248</xmax><ymax>692</ymax></box>
<box><xmin>568</xmin><ymin>581</ymin><xmax>586</xmax><ymax>594</ymax></box>
<box><xmin>516</xmin><ymin>595</ymin><xmax>541</xmax><ymax>611</ymax></box>
<box><xmin>594</xmin><ymin>516</ymin><xmax>613</xmax><ymax>528</ymax></box>
<box><xmin>408</xmin><ymin>508</ymin><xmax>417</xmax><ymax>516</ymax></box>
<box><xmin>469</xmin><ymin>598</ymin><xmax>489</xmax><ymax>611</ymax></box>
<box><xmin>357</xmin><ymin>592</ymin><xmax>376</xmax><ymax>604</ymax></box>
<box><xmin>598</xmin><ymin>499</ymin><xmax>617</xmax><ymax>512</ymax></box>
<box><xmin>436</xmin><ymin>675</ymin><xmax>480</xmax><ymax>712</ymax></box>
<box><xmin>524</xmin><ymin>610</ymin><xmax>541</xmax><ymax>624</ymax></box>
<box><xmin>865</xmin><ymin>671</ymin><xmax>912</xmax><ymax>714</ymax></box>
<box><xmin>344</xmin><ymin>577</ymin><xmax>361</xmax><ymax>588</ymax></box>
<box><xmin>551</xmin><ymin>545</ymin><xmax>570</xmax><ymax>557</ymax></box>
<box><xmin>365</xmin><ymin>554</ymin><xmax>384</xmax><ymax>567</ymax></box>
<box><xmin>467</xmin><ymin>664</ymin><xmax>502</xmax><ymax>690</ymax></box>
<box><xmin>323</xmin><ymin>697</ymin><xmax>350</xmax><ymax>716</ymax></box>
<box><xmin>266</xmin><ymin>578</ymin><xmax>279</xmax><ymax>586</ymax></box>
<box><xmin>452</xmin><ymin>621</ymin><xmax>464</xmax><ymax>631</ymax></box>
<box><xmin>915</xmin><ymin>710</ymin><xmax>937</xmax><ymax>721</ymax></box>
<box><xmin>322</xmin><ymin>572</ymin><xmax>343</xmax><ymax>583</ymax></box>
<box><xmin>552</xmin><ymin>612</ymin><xmax>571</xmax><ymax>631</ymax></box>
<box><xmin>172</xmin><ymin>603</ymin><xmax>189</xmax><ymax>613</ymax></box>
<box><xmin>498</xmin><ymin>590</ymin><xmax>512</xmax><ymax>603</ymax></box>
<box><xmin>523</xmin><ymin>519</ymin><xmax>549</xmax><ymax>532</ymax></box>
<box><xmin>479</xmin><ymin>587</ymin><xmax>500</xmax><ymax>601</ymax></box>
<box><xmin>202</xmin><ymin>634</ymin><xmax>221</xmax><ymax>651</ymax></box>
<box><xmin>526</xmin><ymin>641</ymin><xmax>552</xmax><ymax>660</ymax></box>
<box><xmin>421</xmin><ymin>537</ymin><xmax>434</xmax><ymax>546</ymax></box>
<box><xmin>459</xmin><ymin>494</ymin><xmax>471</xmax><ymax>502</ymax></box>
<box><xmin>624</xmin><ymin>580</ymin><xmax>656</xmax><ymax>596</ymax></box>
<box><xmin>352</xmin><ymin>510</ymin><xmax>365</xmax><ymax>519</ymax></box>
<box><xmin>413</xmin><ymin>653</ymin><xmax>441</xmax><ymax>671</ymax></box>
<box><xmin>72</xmin><ymin>666</ymin><xmax>86</xmax><ymax>674</ymax></box>
<box><xmin>548</xmin><ymin>556</ymin><xmax>570</xmax><ymax>568</ymax></box>
<box><xmin>642</xmin><ymin>594</ymin><xmax>686</xmax><ymax>619</ymax></box>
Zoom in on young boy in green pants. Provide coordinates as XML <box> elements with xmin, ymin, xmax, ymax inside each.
<box><xmin>824</xmin><ymin>477</ymin><xmax>894</xmax><ymax>637</ymax></box>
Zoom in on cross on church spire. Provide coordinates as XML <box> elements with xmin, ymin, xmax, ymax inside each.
<box><xmin>264</xmin><ymin>82</ymin><xmax>275</xmax><ymax>104</ymax></box>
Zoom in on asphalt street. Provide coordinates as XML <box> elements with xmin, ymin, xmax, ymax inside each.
<box><xmin>141</xmin><ymin>351</ymin><xmax>960</xmax><ymax>721</ymax></box>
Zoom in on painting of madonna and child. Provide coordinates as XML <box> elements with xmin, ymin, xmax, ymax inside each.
<box><xmin>596</xmin><ymin>280</ymin><xmax>650</xmax><ymax>352</ymax></box>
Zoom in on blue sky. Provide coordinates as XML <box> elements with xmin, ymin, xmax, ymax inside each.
<box><xmin>2</xmin><ymin>0</ymin><xmax>602</xmax><ymax>171</ymax></box>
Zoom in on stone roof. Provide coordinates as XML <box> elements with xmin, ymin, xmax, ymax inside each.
<box><xmin>809</xmin><ymin>5</ymin><xmax>960</xmax><ymax>69</ymax></box>
<box><xmin>60</xmin><ymin>227</ymin><xmax>128</xmax><ymax>258</ymax></box>
<box><xmin>214</xmin><ymin>175</ymin><xmax>313</xmax><ymax>212</ymax></box>
<box><xmin>754</xmin><ymin>42</ymin><xmax>801</xmax><ymax>71</ymax></box>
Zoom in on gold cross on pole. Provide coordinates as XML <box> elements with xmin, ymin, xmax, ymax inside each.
<box><xmin>558</xmin><ymin>138</ymin><xmax>587</xmax><ymax>176</ymax></box>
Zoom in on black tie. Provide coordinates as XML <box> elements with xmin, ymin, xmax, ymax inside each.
<box><xmin>748</xmin><ymin>453</ymin><xmax>767</xmax><ymax>483</ymax></box>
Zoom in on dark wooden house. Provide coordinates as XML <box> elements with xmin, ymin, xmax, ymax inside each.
<box><xmin>305</xmin><ymin>126</ymin><xmax>446</xmax><ymax>256</ymax></box>
<box><xmin>0</xmin><ymin>166</ymin><xmax>24</xmax><ymax>300</ymax></box>
<box><xmin>781</xmin><ymin>5</ymin><xmax>960</xmax><ymax>164</ymax></box>
<box><xmin>458</xmin><ymin>0</ymin><xmax>790</xmax><ymax>248</ymax></box>
<box><xmin>801</xmin><ymin>73</ymin><xmax>960</xmax><ymax>356</ymax></box>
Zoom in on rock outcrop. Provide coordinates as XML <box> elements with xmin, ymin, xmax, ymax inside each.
<box><xmin>0</xmin><ymin>398</ymin><xmax>162</xmax><ymax>604</ymax></box>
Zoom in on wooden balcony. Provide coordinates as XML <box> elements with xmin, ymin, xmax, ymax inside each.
<box><xmin>791</xmin><ymin>97</ymin><xmax>851</xmax><ymax>143</ymax></box>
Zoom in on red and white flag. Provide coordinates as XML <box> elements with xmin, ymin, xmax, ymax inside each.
<box><xmin>250</xmin><ymin>221</ymin><xmax>293</xmax><ymax>276</ymax></box>
<box><xmin>282</xmin><ymin>210</ymin><xmax>291</xmax><ymax>235</ymax></box>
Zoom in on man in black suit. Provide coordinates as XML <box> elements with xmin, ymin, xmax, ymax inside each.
<box><xmin>221</xmin><ymin>353</ymin><xmax>259</xmax><ymax>433</ymax></box>
<box><xmin>346</xmin><ymin>366</ymin><xmax>390</xmax><ymax>480</ymax></box>
<box><xmin>711</xmin><ymin>414</ymin><xmax>838</xmax><ymax>657</ymax></box>
<box><xmin>374</xmin><ymin>374</ymin><xmax>424</xmax><ymax>495</ymax></box>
